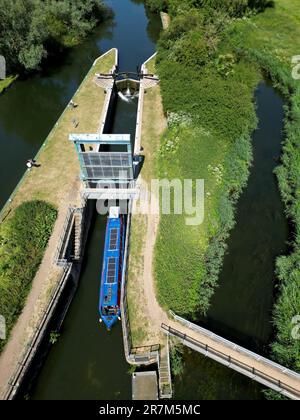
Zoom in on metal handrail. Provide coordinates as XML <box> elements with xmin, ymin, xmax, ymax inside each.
<box><xmin>169</xmin><ymin>311</ymin><xmax>300</xmax><ymax>379</ymax></box>
<box><xmin>162</xmin><ymin>323</ymin><xmax>300</xmax><ymax>399</ymax></box>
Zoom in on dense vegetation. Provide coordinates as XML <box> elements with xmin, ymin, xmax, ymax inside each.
<box><xmin>219</xmin><ymin>0</ymin><xmax>300</xmax><ymax>381</ymax></box>
<box><xmin>0</xmin><ymin>201</ymin><xmax>57</xmax><ymax>352</ymax></box>
<box><xmin>0</xmin><ymin>0</ymin><xmax>111</xmax><ymax>72</ymax></box>
<box><xmin>148</xmin><ymin>0</ymin><xmax>300</xmax><ymax>388</ymax></box>
<box><xmin>150</xmin><ymin>0</ymin><xmax>261</xmax><ymax>315</ymax></box>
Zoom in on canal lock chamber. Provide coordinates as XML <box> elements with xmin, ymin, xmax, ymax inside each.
<box><xmin>15</xmin><ymin>75</ymin><xmax>142</xmax><ymax>400</ymax></box>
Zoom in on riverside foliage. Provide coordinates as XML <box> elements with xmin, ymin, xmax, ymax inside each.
<box><xmin>148</xmin><ymin>1</ymin><xmax>260</xmax><ymax>316</ymax></box>
<box><xmin>145</xmin><ymin>0</ymin><xmax>274</xmax><ymax>16</ymax></box>
<box><xmin>0</xmin><ymin>201</ymin><xmax>57</xmax><ymax>352</ymax></box>
<box><xmin>0</xmin><ymin>0</ymin><xmax>111</xmax><ymax>72</ymax></box>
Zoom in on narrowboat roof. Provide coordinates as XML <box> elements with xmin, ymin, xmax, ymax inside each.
<box><xmin>100</xmin><ymin>215</ymin><xmax>122</xmax><ymax>308</ymax></box>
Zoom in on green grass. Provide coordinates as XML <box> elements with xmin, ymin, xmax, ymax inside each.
<box><xmin>0</xmin><ymin>201</ymin><xmax>57</xmax><ymax>353</ymax></box>
<box><xmin>127</xmin><ymin>62</ymin><xmax>167</xmax><ymax>347</ymax></box>
<box><xmin>146</xmin><ymin>56</ymin><xmax>157</xmax><ymax>75</ymax></box>
<box><xmin>229</xmin><ymin>0</ymin><xmax>300</xmax><ymax>68</ymax></box>
<box><xmin>228</xmin><ymin>0</ymin><xmax>300</xmax><ymax>380</ymax></box>
<box><xmin>0</xmin><ymin>75</ymin><xmax>18</xmax><ymax>94</ymax></box>
<box><xmin>0</xmin><ymin>49</ymin><xmax>116</xmax><ymax>216</ymax></box>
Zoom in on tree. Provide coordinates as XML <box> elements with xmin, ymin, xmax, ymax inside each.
<box><xmin>0</xmin><ymin>0</ymin><xmax>109</xmax><ymax>72</ymax></box>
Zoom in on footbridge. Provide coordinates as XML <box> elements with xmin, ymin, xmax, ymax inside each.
<box><xmin>96</xmin><ymin>71</ymin><xmax>158</xmax><ymax>80</ymax></box>
<box><xmin>162</xmin><ymin>312</ymin><xmax>300</xmax><ymax>400</ymax></box>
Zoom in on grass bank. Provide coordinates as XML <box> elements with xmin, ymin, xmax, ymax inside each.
<box><xmin>0</xmin><ymin>201</ymin><xmax>57</xmax><ymax>353</ymax></box>
<box><xmin>152</xmin><ymin>5</ymin><xmax>260</xmax><ymax>317</ymax></box>
<box><xmin>145</xmin><ymin>0</ymin><xmax>300</xmax><ymax>385</ymax></box>
<box><xmin>0</xmin><ymin>75</ymin><xmax>18</xmax><ymax>95</ymax></box>
<box><xmin>228</xmin><ymin>0</ymin><xmax>300</xmax><ymax>383</ymax></box>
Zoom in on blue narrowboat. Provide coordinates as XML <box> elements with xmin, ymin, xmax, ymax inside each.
<box><xmin>99</xmin><ymin>207</ymin><xmax>125</xmax><ymax>330</ymax></box>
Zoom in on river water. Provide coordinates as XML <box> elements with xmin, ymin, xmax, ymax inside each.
<box><xmin>202</xmin><ymin>82</ymin><xmax>288</xmax><ymax>353</ymax></box>
<box><xmin>174</xmin><ymin>82</ymin><xmax>288</xmax><ymax>400</ymax></box>
<box><xmin>0</xmin><ymin>1</ymin><xmax>287</xmax><ymax>401</ymax></box>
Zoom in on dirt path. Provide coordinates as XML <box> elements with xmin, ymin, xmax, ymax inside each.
<box><xmin>142</xmin><ymin>200</ymin><xmax>169</xmax><ymax>345</ymax></box>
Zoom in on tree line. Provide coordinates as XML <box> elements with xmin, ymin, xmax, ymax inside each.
<box><xmin>0</xmin><ymin>0</ymin><xmax>111</xmax><ymax>73</ymax></box>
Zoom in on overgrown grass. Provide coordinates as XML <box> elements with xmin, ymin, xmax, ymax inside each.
<box><xmin>153</xmin><ymin>13</ymin><xmax>260</xmax><ymax>316</ymax></box>
<box><xmin>169</xmin><ymin>338</ymin><xmax>185</xmax><ymax>377</ymax></box>
<box><xmin>0</xmin><ymin>201</ymin><xmax>57</xmax><ymax>352</ymax></box>
<box><xmin>0</xmin><ymin>49</ymin><xmax>116</xmax><ymax>215</ymax></box>
<box><xmin>127</xmin><ymin>57</ymin><xmax>167</xmax><ymax>347</ymax></box>
<box><xmin>151</xmin><ymin>0</ymin><xmax>300</xmax><ymax>382</ymax></box>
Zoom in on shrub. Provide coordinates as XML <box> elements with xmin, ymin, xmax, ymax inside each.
<box><xmin>145</xmin><ymin>0</ymin><xmax>274</xmax><ymax>16</ymax></box>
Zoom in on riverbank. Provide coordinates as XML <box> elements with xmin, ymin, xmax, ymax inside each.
<box><xmin>153</xmin><ymin>6</ymin><xmax>260</xmax><ymax>317</ymax></box>
<box><xmin>0</xmin><ymin>76</ymin><xmax>18</xmax><ymax>95</ymax></box>
<box><xmin>0</xmin><ymin>49</ymin><xmax>116</xmax><ymax>399</ymax></box>
<box><xmin>145</xmin><ymin>0</ymin><xmax>300</xmax><ymax>392</ymax></box>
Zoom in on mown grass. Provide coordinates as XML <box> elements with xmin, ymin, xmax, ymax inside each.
<box><xmin>146</xmin><ymin>57</ymin><xmax>157</xmax><ymax>76</ymax></box>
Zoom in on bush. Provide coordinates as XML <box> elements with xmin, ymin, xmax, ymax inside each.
<box><xmin>0</xmin><ymin>201</ymin><xmax>57</xmax><ymax>352</ymax></box>
<box><xmin>232</xmin><ymin>47</ymin><xmax>300</xmax><ymax>377</ymax></box>
<box><xmin>145</xmin><ymin>0</ymin><xmax>274</xmax><ymax>16</ymax></box>
<box><xmin>170</xmin><ymin>339</ymin><xmax>185</xmax><ymax>376</ymax></box>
